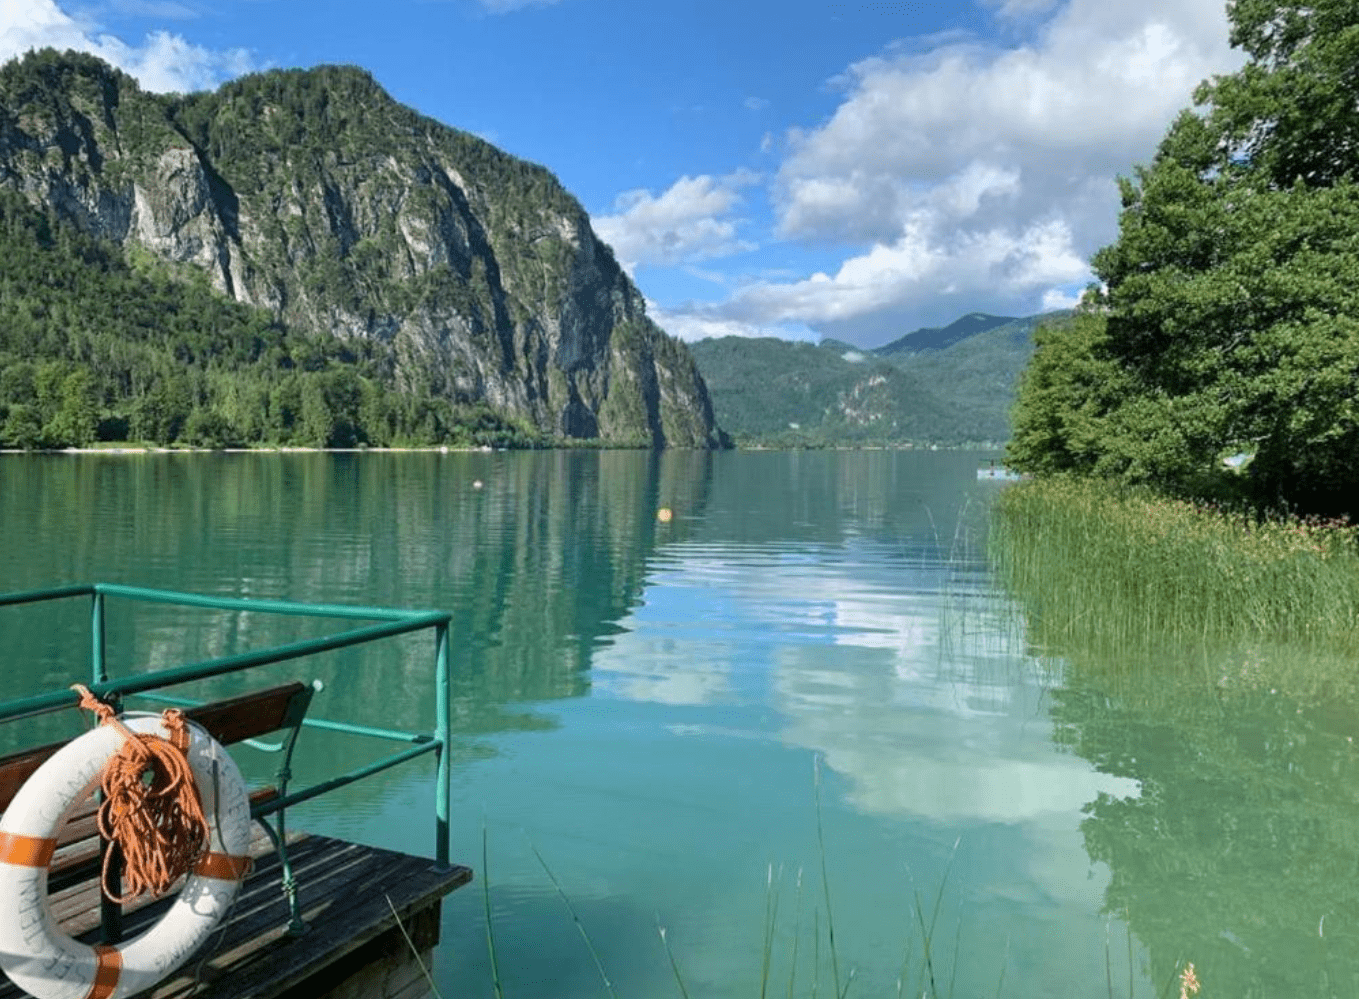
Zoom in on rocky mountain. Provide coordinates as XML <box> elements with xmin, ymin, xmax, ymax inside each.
<box><xmin>873</xmin><ymin>313</ymin><xmax>1019</xmax><ymax>357</ymax></box>
<box><xmin>0</xmin><ymin>50</ymin><xmax>724</xmax><ymax>448</ymax></box>
<box><xmin>689</xmin><ymin>312</ymin><xmax>1065</xmax><ymax>446</ymax></box>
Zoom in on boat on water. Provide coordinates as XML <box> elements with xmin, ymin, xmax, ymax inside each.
<box><xmin>977</xmin><ymin>460</ymin><xmax>1023</xmax><ymax>481</ymax></box>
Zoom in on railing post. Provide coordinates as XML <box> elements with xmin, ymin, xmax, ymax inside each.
<box><xmin>90</xmin><ymin>589</ymin><xmax>107</xmax><ymax>684</ymax></box>
<box><xmin>434</xmin><ymin>621</ymin><xmax>450</xmax><ymax>866</ymax></box>
<box><xmin>93</xmin><ymin>583</ymin><xmax>119</xmax><ymax>947</ymax></box>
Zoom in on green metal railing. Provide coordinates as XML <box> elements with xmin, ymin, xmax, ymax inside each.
<box><xmin>0</xmin><ymin>582</ymin><xmax>455</xmax><ymax>938</ymax></box>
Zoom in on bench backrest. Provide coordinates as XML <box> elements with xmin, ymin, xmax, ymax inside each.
<box><xmin>0</xmin><ymin>682</ymin><xmax>313</xmax><ymax>814</ymax></box>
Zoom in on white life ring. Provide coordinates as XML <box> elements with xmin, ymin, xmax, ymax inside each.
<box><xmin>0</xmin><ymin>713</ymin><xmax>252</xmax><ymax>999</ymax></box>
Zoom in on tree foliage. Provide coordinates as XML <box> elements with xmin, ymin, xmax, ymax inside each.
<box><xmin>0</xmin><ymin>190</ymin><xmax>541</xmax><ymax>449</ymax></box>
<box><xmin>1009</xmin><ymin>0</ymin><xmax>1359</xmax><ymax>516</ymax></box>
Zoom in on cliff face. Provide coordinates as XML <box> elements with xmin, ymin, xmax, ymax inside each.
<box><xmin>0</xmin><ymin>51</ymin><xmax>724</xmax><ymax>447</ymax></box>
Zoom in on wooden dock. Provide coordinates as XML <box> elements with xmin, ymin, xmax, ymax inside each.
<box><xmin>0</xmin><ymin>820</ymin><xmax>472</xmax><ymax>999</ymax></box>
<box><xmin>0</xmin><ymin>591</ymin><xmax>475</xmax><ymax>999</ymax></box>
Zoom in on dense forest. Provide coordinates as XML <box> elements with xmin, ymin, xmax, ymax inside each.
<box><xmin>688</xmin><ymin>335</ymin><xmax>968</xmax><ymax>447</ymax></box>
<box><xmin>1008</xmin><ymin>0</ymin><xmax>1359</xmax><ymax>518</ymax></box>
<box><xmin>0</xmin><ymin>189</ymin><xmax>541</xmax><ymax>449</ymax></box>
<box><xmin>689</xmin><ymin>314</ymin><xmax>1052</xmax><ymax>447</ymax></box>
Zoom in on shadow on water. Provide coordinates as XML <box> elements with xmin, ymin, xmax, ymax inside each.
<box><xmin>1036</xmin><ymin>648</ymin><xmax>1359</xmax><ymax>998</ymax></box>
<box><xmin>989</xmin><ymin>617</ymin><xmax>1359</xmax><ymax>998</ymax></box>
<box><xmin>988</xmin><ymin>478</ymin><xmax>1359</xmax><ymax>996</ymax></box>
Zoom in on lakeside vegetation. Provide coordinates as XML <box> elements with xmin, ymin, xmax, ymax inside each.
<box><xmin>996</xmin><ymin>1</ymin><xmax>1359</xmax><ymax>683</ymax></box>
<box><xmin>992</xmin><ymin>477</ymin><xmax>1359</xmax><ymax>664</ymax></box>
<box><xmin>0</xmin><ymin>190</ymin><xmax>542</xmax><ymax>450</ymax></box>
<box><xmin>1008</xmin><ymin>0</ymin><xmax>1359</xmax><ymax>521</ymax></box>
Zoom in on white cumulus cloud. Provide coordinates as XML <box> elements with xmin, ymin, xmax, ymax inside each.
<box><xmin>720</xmin><ymin>216</ymin><xmax>1088</xmax><ymax>329</ymax></box>
<box><xmin>646</xmin><ymin>300</ymin><xmax>813</xmax><ymax>344</ymax></box>
<box><xmin>1040</xmin><ymin>286</ymin><xmax>1083</xmax><ymax>312</ymax></box>
<box><xmin>592</xmin><ymin>172</ymin><xmax>759</xmax><ymax>273</ymax></box>
<box><xmin>0</xmin><ymin>0</ymin><xmax>256</xmax><ymax>93</ymax></box>
<box><xmin>719</xmin><ymin>0</ymin><xmax>1243</xmax><ymax>341</ymax></box>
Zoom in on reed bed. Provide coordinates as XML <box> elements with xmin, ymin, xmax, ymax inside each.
<box><xmin>990</xmin><ymin>477</ymin><xmax>1359</xmax><ymax>659</ymax></box>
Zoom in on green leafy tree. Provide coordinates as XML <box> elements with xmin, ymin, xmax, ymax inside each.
<box><xmin>50</xmin><ymin>367</ymin><xmax>100</xmax><ymax>446</ymax></box>
<box><xmin>1010</xmin><ymin>0</ymin><xmax>1359</xmax><ymax>515</ymax></box>
<box><xmin>130</xmin><ymin>374</ymin><xmax>193</xmax><ymax>443</ymax></box>
<box><xmin>1</xmin><ymin>404</ymin><xmax>43</xmax><ymax>449</ymax></box>
<box><xmin>182</xmin><ymin>409</ymin><xmax>240</xmax><ymax>449</ymax></box>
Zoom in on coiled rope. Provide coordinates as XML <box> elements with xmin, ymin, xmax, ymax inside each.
<box><xmin>70</xmin><ymin>684</ymin><xmax>210</xmax><ymax>903</ymax></box>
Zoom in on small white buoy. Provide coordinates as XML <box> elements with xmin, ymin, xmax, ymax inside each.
<box><xmin>657</xmin><ymin>507</ymin><xmax>673</xmax><ymax>523</ymax></box>
<box><xmin>472</xmin><ymin>480</ymin><xmax>484</xmax><ymax>490</ymax></box>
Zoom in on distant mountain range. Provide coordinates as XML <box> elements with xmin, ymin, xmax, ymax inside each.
<box><xmin>688</xmin><ymin>312</ymin><xmax>1064</xmax><ymax>447</ymax></box>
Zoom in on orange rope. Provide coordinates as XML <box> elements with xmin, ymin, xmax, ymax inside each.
<box><xmin>71</xmin><ymin>685</ymin><xmax>210</xmax><ymax>903</ymax></box>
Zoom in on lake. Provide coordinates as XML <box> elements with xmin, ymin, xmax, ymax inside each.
<box><xmin>1</xmin><ymin>449</ymin><xmax>1344</xmax><ymax>997</ymax></box>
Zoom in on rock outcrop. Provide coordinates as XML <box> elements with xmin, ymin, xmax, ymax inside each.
<box><xmin>0</xmin><ymin>51</ymin><xmax>725</xmax><ymax>447</ymax></box>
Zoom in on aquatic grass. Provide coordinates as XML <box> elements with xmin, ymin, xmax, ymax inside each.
<box><xmin>761</xmin><ymin>864</ymin><xmax>783</xmax><ymax>999</ymax></box>
<box><xmin>787</xmin><ymin>868</ymin><xmax>803</xmax><ymax>999</ymax></box>
<box><xmin>385</xmin><ymin>893</ymin><xmax>444</xmax><ymax>999</ymax></box>
<box><xmin>905</xmin><ymin>835</ymin><xmax>960</xmax><ymax>999</ymax></box>
<box><xmin>469</xmin><ymin>765</ymin><xmax>992</xmax><ymax>999</ymax></box>
<box><xmin>645</xmin><ymin>759</ymin><xmax>975</xmax><ymax>999</ymax></box>
<box><xmin>990</xmin><ymin>477</ymin><xmax>1359</xmax><ymax>664</ymax></box>
<box><xmin>658</xmin><ymin>921</ymin><xmax>693</xmax><ymax>999</ymax></box>
<box><xmin>483</xmin><ymin>825</ymin><xmax>505</xmax><ymax>999</ymax></box>
<box><xmin>532</xmin><ymin>843</ymin><xmax>620</xmax><ymax>999</ymax></box>
<box><xmin>813</xmin><ymin>757</ymin><xmax>844</xmax><ymax>999</ymax></box>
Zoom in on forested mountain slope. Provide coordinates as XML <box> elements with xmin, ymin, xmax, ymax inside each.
<box><xmin>690</xmin><ymin>313</ymin><xmax>1063</xmax><ymax>446</ymax></box>
<box><xmin>0</xmin><ymin>50</ymin><xmax>724</xmax><ymax>448</ymax></box>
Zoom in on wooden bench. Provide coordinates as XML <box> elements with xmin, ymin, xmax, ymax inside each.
<box><xmin>0</xmin><ymin>682</ymin><xmax>316</xmax><ymax>938</ymax></box>
<box><xmin>0</xmin><ymin>681</ymin><xmax>474</xmax><ymax>999</ymax></box>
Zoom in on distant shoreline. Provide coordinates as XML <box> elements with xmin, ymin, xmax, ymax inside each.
<box><xmin>0</xmin><ymin>445</ymin><xmax>497</xmax><ymax>455</ymax></box>
<box><xmin>0</xmin><ymin>443</ymin><xmax>1004</xmax><ymax>455</ymax></box>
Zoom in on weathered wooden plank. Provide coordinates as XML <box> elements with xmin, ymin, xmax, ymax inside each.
<box><xmin>180</xmin><ymin>851</ymin><xmax>467</xmax><ymax>999</ymax></box>
<box><xmin>0</xmin><ymin>833</ymin><xmax>470</xmax><ymax>999</ymax></box>
<box><xmin>45</xmin><ymin>817</ymin><xmax>284</xmax><ymax>932</ymax></box>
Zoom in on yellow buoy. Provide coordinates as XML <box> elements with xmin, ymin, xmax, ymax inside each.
<box><xmin>657</xmin><ymin>507</ymin><xmax>673</xmax><ymax>523</ymax></box>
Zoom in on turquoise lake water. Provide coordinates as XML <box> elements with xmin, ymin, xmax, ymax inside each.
<box><xmin>8</xmin><ymin>448</ymin><xmax>1322</xmax><ymax>997</ymax></box>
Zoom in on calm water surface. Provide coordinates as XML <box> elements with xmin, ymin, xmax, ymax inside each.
<box><xmin>2</xmin><ymin>451</ymin><xmax>1344</xmax><ymax>997</ymax></box>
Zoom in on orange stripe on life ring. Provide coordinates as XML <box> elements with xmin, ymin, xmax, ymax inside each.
<box><xmin>86</xmin><ymin>945</ymin><xmax>121</xmax><ymax>999</ymax></box>
<box><xmin>192</xmin><ymin>851</ymin><xmax>252</xmax><ymax>880</ymax></box>
<box><xmin>0</xmin><ymin>832</ymin><xmax>57</xmax><ymax>867</ymax></box>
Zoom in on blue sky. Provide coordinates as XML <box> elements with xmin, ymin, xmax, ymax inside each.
<box><xmin>1</xmin><ymin>0</ymin><xmax>1240</xmax><ymax>348</ymax></box>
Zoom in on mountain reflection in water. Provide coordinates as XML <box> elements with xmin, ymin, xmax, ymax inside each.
<box><xmin>0</xmin><ymin>450</ymin><xmax>1254</xmax><ymax>997</ymax></box>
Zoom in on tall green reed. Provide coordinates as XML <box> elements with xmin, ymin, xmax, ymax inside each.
<box><xmin>990</xmin><ymin>477</ymin><xmax>1359</xmax><ymax>661</ymax></box>
<box><xmin>466</xmin><ymin>759</ymin><xmax>977</xmax><ymax>999</ymax></box>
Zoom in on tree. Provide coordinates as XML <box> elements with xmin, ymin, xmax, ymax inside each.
<box><xmin>1009</xmin><ymin>0</ymin><xmax>1359</xmax><ymax>515</ymax></box>
<box><xmin>130</xmin><ymin>374</ymin><xmax>193</xmax><ymax>443</ymax></box>
<box><xmin>1</xmin><ymin>404</ymin><xmax>43</xmax><ymax>449</ymax></box>
<box><xmin>45</xmin><ymin>367</ymin><xmax>99</xmax><ymax>447</ymax></box>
